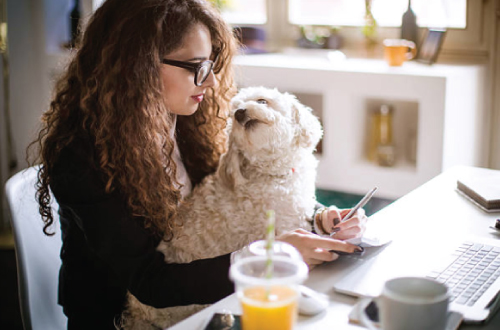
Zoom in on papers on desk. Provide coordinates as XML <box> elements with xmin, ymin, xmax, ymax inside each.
<box><xmin>346</xmin><ymin>235</ymin><xmax>391</xmax><ymax>248</ymax></box>
<box><xmin>345</xmin><ymin>217</ymin><xmax>393</xmax><ymax>248</ymax></box>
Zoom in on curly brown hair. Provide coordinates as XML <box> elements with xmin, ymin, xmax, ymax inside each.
<box><xmin>29</xmin><ymin>0</ymin><xmax>238</xmax><ymax>238</ymax></box>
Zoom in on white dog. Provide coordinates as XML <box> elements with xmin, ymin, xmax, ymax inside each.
<box><xmin>122</xmin><ymin>87</ymin><xmax>323</xmax><ymax>329</ymax></box>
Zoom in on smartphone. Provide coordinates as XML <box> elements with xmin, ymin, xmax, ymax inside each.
<box><xmin>202</xmin><ymin>312</ymin><xmax>241</xmax><ymax>330</ymax></box>
<box><xmin>364</xmin><ymin>300</ymin><xmax>379</xmax><ymax>323</ymax></box>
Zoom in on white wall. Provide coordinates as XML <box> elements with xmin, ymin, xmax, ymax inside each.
<box><xmin>0</xmin><ymin>49</ymin><xmax>8</xmax><ymax>228</ymax></box>
<box><xmin>0</xmin><ymin>0</ymin><xmax>54</xmax><ymax>227</ymax></box>
<box><xmin>489</xmin><ymin>0</ymin><xmax>500</xmax><ymax>169</ymax></box>
<box><xmin>8</xmin><ymin>0</ymin><xmax>48</xmax><ymax>171</ymax></box>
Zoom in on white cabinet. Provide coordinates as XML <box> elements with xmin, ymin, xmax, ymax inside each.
<box><xmin>234</xmin><ymin>53</ymin><xmax>486</xmax><ymax>199</ymax></box>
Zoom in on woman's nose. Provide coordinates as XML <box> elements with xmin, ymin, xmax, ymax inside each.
<box><xmin>202</xmin><ymin>70</ymin><xmax>216</xmax><ymax>88</ymax></box>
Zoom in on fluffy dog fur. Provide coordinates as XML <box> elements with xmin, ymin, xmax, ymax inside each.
<box><xmin>122</xmin><ymin>87</ymin><xmax>323</xmax><ymax>329</ymax></box>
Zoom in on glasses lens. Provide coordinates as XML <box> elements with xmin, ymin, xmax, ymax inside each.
<box><xmin>212</xmin><ymin>51</ymin><xmax>222</xmax><ymax>74</ymax></box>
<box><xmin>196</xmin><ymin>61</ymin><xmax>213</xmax><ymax>86</ymax></box>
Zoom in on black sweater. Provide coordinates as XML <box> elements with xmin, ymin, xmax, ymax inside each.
<box><xmin>50</xmin><ymin>139</ymin><xmax>234</xmax><ymax>328</ymax></box>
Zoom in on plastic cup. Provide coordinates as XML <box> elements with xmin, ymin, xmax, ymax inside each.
<box><xmin>230</xmin><ymin>251</ymin><xmax>308</xmax><ymax>330</ymax></box>
<box><xmin>232</xmin><ymin>240</ymin><xmax>304</xmax><ymax>264</ymax></box>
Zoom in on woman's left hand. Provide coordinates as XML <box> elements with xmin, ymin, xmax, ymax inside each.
<box><xmin>317</xmin><ymin>206</ymin><xmax>368</xmax><ymax>240</ymax></box>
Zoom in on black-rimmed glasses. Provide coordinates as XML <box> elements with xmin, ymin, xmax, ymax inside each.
<box><xmin>161</xmin><ymin>52</ymin><xmax>220</xmax><ymax>87</ymax></box>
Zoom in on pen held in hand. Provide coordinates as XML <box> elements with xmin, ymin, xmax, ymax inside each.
<box><xmin>329</xmin><ymin>186</ymin><xmax>378</xmax><ymax>237</ymax></box>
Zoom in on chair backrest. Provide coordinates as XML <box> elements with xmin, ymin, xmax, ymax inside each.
<box><xmin>5</xmin><ymin>166</ymin><xmax>67</xmax><ymax>330</ymax></box>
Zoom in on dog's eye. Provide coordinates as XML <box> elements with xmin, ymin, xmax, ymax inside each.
<box><xmin>256</xmin><ymin>99</ymin><xmax>268</xmax><ymax>105</ymax></box>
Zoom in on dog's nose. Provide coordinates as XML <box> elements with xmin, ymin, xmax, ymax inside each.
<box><xmin>234</xmin><ymin>109</ymin><xmax>247</xmax><ymax>124</ymax></box>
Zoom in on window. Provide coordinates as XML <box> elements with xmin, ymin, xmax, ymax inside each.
<box><xmin>288</xmin><ymin>0</ymin><xmax>467</xmax><ymax>29</ymax></box>
<box><xmin>92</xmin><ymin>0</ymin><xmax>267</xmax><ymax>25</ymax></box>
<box><xmin>87</xmin><ymin>0</ymin><xmax>481</xmax><ymax>56</ymax></box>
<box><xmin>92</xmin><ymin>0</ymin><xmax>105</xmax><ymax>11</ymax></box>
<box><xmin>219</xmin><ymin>0</ymin><xmax>267</xmax><ymax>25</ymax></box>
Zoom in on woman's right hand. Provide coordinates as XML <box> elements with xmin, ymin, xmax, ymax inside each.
<box><xmin>276</xmin><ymin>228</ymin><xmax>363</xmax><ymax>269</ymax></box>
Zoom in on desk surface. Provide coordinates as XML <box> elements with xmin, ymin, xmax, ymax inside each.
<box><xmin>169</xmin><ymin>166</ymin><xmax>500</xmax><ymax>330</ymax></box>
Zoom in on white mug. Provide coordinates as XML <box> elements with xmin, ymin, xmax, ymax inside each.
<box><xmin>360</xmin><ymin>277</ymin><xmax>449</xmax><ymax>330</ymax></box>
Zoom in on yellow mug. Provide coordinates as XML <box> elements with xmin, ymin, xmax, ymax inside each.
<box><xmin>383</xmin><ymin>39</ymin><xmax>416</xmax><ymax>66</ymax></box>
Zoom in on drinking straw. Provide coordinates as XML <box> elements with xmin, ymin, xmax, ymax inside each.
<box><xmin>265</xmin><ymin>210</ymin><xmax>275</xmax><ymax>299</ymax></box>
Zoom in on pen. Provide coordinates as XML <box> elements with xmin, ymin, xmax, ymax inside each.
<box><xmin>330</xmin><ymin>186</ymin><xmax>378</xmax><ymax>237</ymax></box>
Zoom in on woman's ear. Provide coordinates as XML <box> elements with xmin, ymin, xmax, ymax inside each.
<box><xmin>289</xmin><ymin>94</ymin><xmax>323</xmax><ymax>149</ymax></box>
<box><xmin>217</xmin><ymin>140</ymin><xmax>246</xmax><ymax>189</ymax></box>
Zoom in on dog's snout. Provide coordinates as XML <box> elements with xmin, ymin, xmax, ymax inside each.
<box><xmin>234</xmin><ymin>109</ymin><xmax>247</xmax><ymax>124</ymax></box>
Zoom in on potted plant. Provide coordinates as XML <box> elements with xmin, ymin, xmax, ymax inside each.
<box><xmin>209</xmin><ymin>0</ymin><xmax>232</xmax><ymax>10</ymax></box>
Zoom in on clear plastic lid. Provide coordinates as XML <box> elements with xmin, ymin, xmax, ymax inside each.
<box><xmin>230</xmin><ymin>255</ymin><xmax>308</xmax><ymax>287</ymax></box>
<box><xmin>232</xmin><ymin>240</ymin><xmax>303</xmax><ymax>264</ymax></box>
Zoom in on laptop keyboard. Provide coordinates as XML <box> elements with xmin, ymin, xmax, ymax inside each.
<box><xmin>426</xmin><ymin>242</ymin><xmax>500</xmax><ymax>307</ymax></box>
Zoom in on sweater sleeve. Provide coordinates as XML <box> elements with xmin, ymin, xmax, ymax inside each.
<box><xmin>50</xmin><ymin>144</ymin><xmax>234</xmax><ymax>309</ymax></box>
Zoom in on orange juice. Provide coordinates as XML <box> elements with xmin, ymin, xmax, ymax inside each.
<box><xmin>240</xmin><ymin>285</ymin><xmax>298</xmax><ymax>330</ymax></box>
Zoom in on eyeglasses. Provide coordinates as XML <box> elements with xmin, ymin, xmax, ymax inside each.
<box><xmin>161</xmin><ymin>52</ymin><xmax>220</xmax><ymax>87</ymax></box>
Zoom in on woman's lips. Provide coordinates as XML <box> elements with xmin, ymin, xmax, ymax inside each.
<box><xmin>191</xmin><ymin>94</ymin><xmax>204</xmax><ymax>103</ymax></box>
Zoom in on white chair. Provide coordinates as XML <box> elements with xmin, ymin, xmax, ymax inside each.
<box><xmin>5</xmin><ymin>166</ymin><xmax>67</xmax><ymax>330</ymax></box>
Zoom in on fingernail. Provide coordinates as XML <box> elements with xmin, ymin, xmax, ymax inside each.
<box><xmin>355</xmin><ymin>246</ymin><xmax>364</xmax><ymax>253</ymax></box>
<box><xmin>333</xmin><ymin>218</ymin><xmax>341</xmax><ymax>226</ymax></box>
<box><xmin>331</xmin><ymin>227</ymin><xmax>341</xmax><ymax>233</ymax></box>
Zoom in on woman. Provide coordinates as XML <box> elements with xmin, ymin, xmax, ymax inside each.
<box><xmin>30</xmin><ymin>0</ymin><xmax>366</xmax><ymax>328</ymax></box>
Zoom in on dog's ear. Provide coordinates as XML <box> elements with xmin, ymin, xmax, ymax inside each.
<box><xmin>217</xmin><ymin>140</ymin><xmax>247</xmax><ymax>190</ymax></box>
<box><xmin>288</xmin><ymin>94</ymin><xmax>323</xmax><ymax>149</ymax></box>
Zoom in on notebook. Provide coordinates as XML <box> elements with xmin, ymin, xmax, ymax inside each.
<box><xmin>456</xmin><ymin>169</ymin><xmax>500</xmax><ymax>212</ymax></box>
<box><xmin>334</xmin><ymin>237</ymin><xmax>500</xmax><ymax>324</ymax></box>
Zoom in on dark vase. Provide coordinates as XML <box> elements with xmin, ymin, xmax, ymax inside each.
<box><xmin>69</xmin><ymin>0</ymin><xmax>81</xmax><ymax>48</ymax></box>
<box><xmin>401</xmin><ymin>0</ymin><xmax>418</xmax><ymax>45</ymax></box>
<box><xmin>325</xmin><ymin>33</ymin><xmax>343</xmax><ymax>50</ymax></box>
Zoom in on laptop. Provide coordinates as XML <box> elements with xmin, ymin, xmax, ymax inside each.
<box><xmin>334</xmin><ymin>236</ymin><xmax>500</xmax><ymax>324</ymax></box>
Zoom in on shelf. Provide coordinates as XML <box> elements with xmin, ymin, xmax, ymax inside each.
<box><xmin>234</xmin><ymin>51</ymin><xmax>482</xmax><ymax>78</ymax></box>
<box><xmin>290</xmin><ymin>92</ymin><xmax>324</xmax><ymax>154</ymax></box>
<box><xmin>363</xmin><ymin>98</ymin><xmax>419</xmax><ymax>169</ymax></box>
<box><xmin>234</xmin><ymin>53</ymin><xmax>486</xmax><ymax>199</ymax></box>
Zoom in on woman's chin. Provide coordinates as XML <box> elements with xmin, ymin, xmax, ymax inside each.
<box><xmin>185</xmin><ymin>106</ymin><xmax>199</xmax><ymax>116</ymax></box>
<box><xmin>172</xmin><ymin>105</ymin><xmax>199</xmax><ymax>116</ymax></box>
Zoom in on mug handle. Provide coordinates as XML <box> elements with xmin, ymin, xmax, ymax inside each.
<box><xmin>405</xmin><ymin>41</ymin><xmax>417</xmax><ymax>60</ymax></box>
<box><xmin>358</xmin><ymin>297</ymin><xmax>379</xmax><ymax>330</ymax></box>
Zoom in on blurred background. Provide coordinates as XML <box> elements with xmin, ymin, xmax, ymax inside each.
<box><xmin>1</xmin><ymin>1</ymin><xmax>499</xmax><ymax>328</ymax></box>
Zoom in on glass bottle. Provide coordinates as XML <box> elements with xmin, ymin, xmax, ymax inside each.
<box><xmin>378</xmin><ymin>105</ymin><xmax>392</xmax><ymax>145</ymax></box>
<box><xmin>368</xmin><ymin>105</ymin><xmax>395</xmax><ymax>166</ymax></box>
<box><xmin>376</xmin><ymin>105</ymin><xmax>395</xmax><ymax>167</ymax></box>
<box><xmin>401</xmin><ymin>0</ymin><xmax>419</xmax><ymax>45</ymax></box>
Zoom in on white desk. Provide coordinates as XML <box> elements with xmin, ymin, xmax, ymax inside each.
<box><xmin>170</xmin><ymin>166</ymin><xmax>500</xmax><ymax>330</ymax></box>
